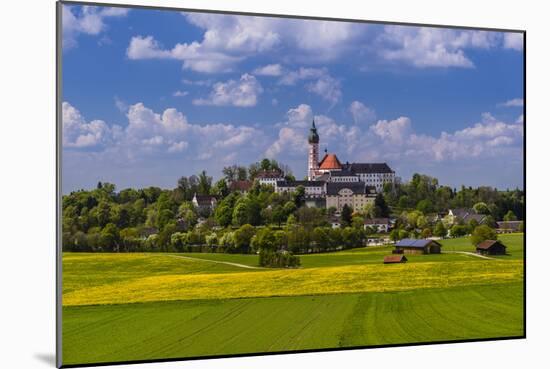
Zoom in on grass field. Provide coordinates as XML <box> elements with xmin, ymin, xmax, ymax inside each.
<box><xmin>62</xmin><ymin>233</ymin><xmax>524</xmax><ymax>365</ymax></box>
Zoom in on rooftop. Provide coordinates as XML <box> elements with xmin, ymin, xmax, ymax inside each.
<box><xmin>326</xmin><ymin>182</ymin><xmax>369</xmax><ymax>195</ymax></box>
<box><xmin>319</xmin><ymin>153</ymin><xmax>342</xmax><ymax>170</ymax></box>
<box><xmin>477</xmin><ymin>239</ymin><xmax>506</xmax><ymax>250</ymax></box>
<box><xmin>343</xmin><ymin>162</ymin><xmax>394</xmax><ymax>174</ymax></box>
<box><xmin>395</xmin><ymin>238</ymin><xmax>441</xmax><ymax>248</ymax></box>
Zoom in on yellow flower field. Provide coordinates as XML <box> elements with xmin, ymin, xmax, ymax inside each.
<box><xmin>63</xmin><ymin>259</ymin><xmax>523</xmax><ymax>306</ymax></box>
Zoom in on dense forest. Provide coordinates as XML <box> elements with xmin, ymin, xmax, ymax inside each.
<box><xmin>62</xmin><ymin>159</ymin><xmax>524</xmax><ymax>257</ymax></box>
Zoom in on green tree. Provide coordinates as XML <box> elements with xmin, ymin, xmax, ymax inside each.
<box><xmin>233</xmin><ymin>224</ymin><xmax>255</xmax><ymax>252</ymax></box>
<box><xmin>341</xmin><ymin>204</ymin><xmax>352</xmax><ymax>227</ymax></box>
<box><xmin>470</xmin><ymin>224</ymin><xmax>497</xmax><ymax>246</ymax></box>
<box><xmin>373</xmin><ymin>194</ymin><xmax>390</xmax><ymax>217</ymax></box>
<box><xmin>99</xmin><ymin>223</ymin><xmax>120</xmax><ymax>252</ymax></box>
<box><xmin>473</xmin><ymin>202</ymin><xmax>490</xmax><ymax>215</ymax></box>
<box><xmin>416</xmin><ymin>199</ymin><xmax>433</xmax><ymax>214</ymax></box>
<box><xmin>434</xmin><ymin>221</ymin><xmax>447</xmax><ymax>238</ymax></box>
<box><xmin>198</xmin><ymin>170</ymin><xmax>212</xmax><ymax>194</ymax></box>
<box><xmin>214</xmin><ymin>203</ymin><xmax>233</xmax><ymax>227</ymax></box>
<box><xmin>503</xmin><ymin>210</ymin><xmax>518</xmax><ymax>221</ymax></box>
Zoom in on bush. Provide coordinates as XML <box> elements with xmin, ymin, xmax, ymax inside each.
<box><xmin>470</xmin><ymin>224</ymin><xmax>497</xmax><ymax>246</ymax></box>
<box><xmin>259</xmin><ymin>249</ymin><xmax>300</xmax><ymax>268</ymax></box>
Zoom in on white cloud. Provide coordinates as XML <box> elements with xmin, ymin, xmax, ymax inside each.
<box><xmin>126</xmin><ymin>35</ymin><xmax>171</xmax><ymax>59</ymax></box>
<box><xmin>114</xmin><ymin>96</ymin><xmax>128</xmax><ymax>112</ymax></box>
<box><xmin>127</xmin><ymin>35</ymin><xmax>241</xmax><ymax>73</ymax></box>
<box><xmin>127</xmin><ymin>13</ymin><xmax>363</xmax><ymax>73</ymax></box>
<box><xmin>63</xmin><ymin>101</ymin><xmax>267</xmax><ymax>166</ymax></box>
<box><xmin>62</xmin><ymin>5</ymin><xmax>129</xmax><ymax>49</ymax></box>
<box><xmin>370</xmin><ymin>117</ymin><xmax>412</xmax><ymax>144</ymax></box>
<box><xmin>498</xmin><ymin>98</ymin><xmax>524</xmax><ymax>107</ymax></box>
<box><xmin>503</xmin><ymin>33</ymin><xmax>524</xmax><ymax>51</ymax></box>
<box><xmin>377</xmin><ymin>26</ymin><xmax>501</xmax><ymax>68</ymax></box>
<box><xmin>62</xmin><ymin>102</ymin><xmax>120</xmax><ymax>148</ymax></box>
<box><xmin>349</xmin><ymin>101</ymin><xmax>376</xmax><ymax>124</ymax></box>
<box><xmin>306</xmin><ymin>75</ymin><xmax>342</xmax><ymax>106</ymax></box>
<box><xmin>173</xmin><ymin>90</ymin><xmax>189</xmax><ymax>97</ymax></box>
<box><xmin>253</xmin><ymin>64</ymin><xmax>283</xmax><ymax>76</ymax></box>
<box><xmin>278</xmin><ymin>67</ymin><xmax>326</xmax><ymax>86</ymax></box>
<box><xmin>192</xmin><ymin>74</ymin><xmax>263</xmax><ymax>107</ymax></box>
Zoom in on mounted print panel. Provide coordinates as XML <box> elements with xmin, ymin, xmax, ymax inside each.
<box><xmin>57</xmin><ymin>1</ymin><xmax>525</xmax><ymax>367</ymax></box>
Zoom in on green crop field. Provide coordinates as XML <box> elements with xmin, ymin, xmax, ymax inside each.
<box><xmin>62</xmin><ymin>233</ymin><xmax>524</xmax><ymax>366</ymax></box>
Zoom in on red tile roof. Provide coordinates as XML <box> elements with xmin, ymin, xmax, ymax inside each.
<box><xmin>318</xmin><ymin>153</ymin><xmax>342</xmax><ymax>170</ymax></box>
<box><xmin>230</xmin><ymin>180</ymin><xmax>252</xmax><ymax>192</ymax></box>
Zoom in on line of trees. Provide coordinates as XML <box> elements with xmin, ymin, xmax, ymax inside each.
<box><xmin>62</xmin><ymin>167</ymin><xmax>524</xmax><ymax>254</ymax></box>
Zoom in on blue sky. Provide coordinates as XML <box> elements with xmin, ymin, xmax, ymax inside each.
<box><xmin>61</xmin><ymin>4</ymin><xmax>524</xmax><ymax>193</ymax></box>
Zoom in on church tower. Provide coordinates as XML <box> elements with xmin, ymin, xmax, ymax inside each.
<box><xmin>308</xmin><ymin>119</ymin><xmax>320</xmax><ymax>180</ymax></box>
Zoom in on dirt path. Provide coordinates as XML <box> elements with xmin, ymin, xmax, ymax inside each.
<box><xmin>442</xmin><ymin>251</ymin><xmax>496</xmax><ymax>260</ymax></box>
<box><xmin>166</xmin><ymin>254</ymin><xmax>265</xmax><ymax>269</ymax></box>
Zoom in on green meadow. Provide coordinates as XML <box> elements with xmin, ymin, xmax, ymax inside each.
<box><xmin>62</xmin><ymin>233</ymin><xmax>524</xmax><ymax>365</ymax></box>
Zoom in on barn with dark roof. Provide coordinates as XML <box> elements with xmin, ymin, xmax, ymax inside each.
<box><xmin>476</xmin><ymin>240</ymin><xmax>507</xmax><ymax>255</ymax></box>
<box><xmin>394</xmin><ymin>239</ymin><xmax>442</xmax><ymax>255</ymax></box>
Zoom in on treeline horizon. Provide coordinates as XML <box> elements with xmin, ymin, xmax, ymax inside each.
<box><xmin>61</xmin><ymin>159</ymin><xmax>524</xmax><ymax>254</ymax></box>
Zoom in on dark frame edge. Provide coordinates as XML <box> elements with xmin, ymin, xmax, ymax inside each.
<box><xmin>58</xmin><ymin>0</ymin><xmax>526</xmax><ymax>34</ymax></box>
<box><xmin>56</xmin><ymin>1</ymin><xmax>64</xmax><ymax>368</ymax></box>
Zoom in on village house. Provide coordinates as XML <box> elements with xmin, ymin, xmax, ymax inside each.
<box><xmin>476</xmin><ymin>239</ymin><xmax>507</xmax><ymax>255</ymax></box>
<box><xmin>394</xmin><ymin>238</ymin><xmax>442</xmax><ymax>255</ymax></box>
<box><xmin>229</xmin><ymin>180</ymin><xmax>252</xmax><ymax>194</ymax></box>
<box><xmin>255</xmin><ymin>170</ymin><xmax>285</xmax><ymax>187</ymax></box>
<box><xmin>192</xmin><ymin>193</ymin><xmax>217</xmax><ymax>214</ymax></box>
<box><xmin>447</xmin><ymin>208</ymin><xmax>486</xmax><ymax>224</ymax></box>
<box><xmin>496</xmin><ymin>221</ymin><xmax>523</xmax><ymax>233</ymax></box>
<box><xmin>364</xmin><ymin>218</ymin><xmax>391</xmax><ymax>233</ymax></box>
<box><xmin>384</xmin><ymin>254</ymin><xmax>408</xmax><ymax>264</ymax></box>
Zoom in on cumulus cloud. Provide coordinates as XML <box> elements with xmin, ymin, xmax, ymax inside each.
<box><xmin>126</xmin><ymin>13</ymin><xmax>362</xmax><ymax>73</ymax></box>
<box><xmin>192</xmin><ymin>74</ymin><xmax>263</xmax><ymax>107</ymax></box>
<box><xmin>377</xmin><ymin>26</ymin><xmax>501</xmax><ymax>68</ymax></box>
<box><xmin>173</xmin><ymin>90</ymin><xmax>189</xmax><ymax>97</ymax></box>
<box><xmin>266</xmin><ymin>101</ymin><xmax>523</xmax><ymax>173</ymax></box>
<box><xmin>62</xmin><ymin>102</ymin><xmax>121</xmax><ymax>148</ymax></box>
<box><xmin>503</xmin><ymin>33</ymin><xmax>524</xmax><ymax>51</ymax></box>
<box><xmin>62</xmin><ymin>5</ymin><xmax>129</xmax><ymax>49</ymax></box>
<box><xmin>127</xmin><ymin>35</ymin><xmax>242</xmax><ymax>73</ymax></box>
<box><xmin>349</xmin><ymin>101</ymin><xmax>376</xmax><ymax>124</ymax></box>
<box><xmin>498</xmin><ymin>98</ymin><xmax>524</xmax><ymax>107</ymax></box>
<box><xmin>306</xmin><ymin>75</ymin><xmax>342</xmax><ymax>106</ymax></box>
<box><xmin>278</xmin><ymin>67</ymin><xmax>326</xmax><ymax>86</ymax></box>
<box><xmin>370</xmin><ymin>117</ymin><xmax>412</xmax><ymax>144</ymax></box>
<box><xmin>253</xmin><ymin>64</ymin><xmax>283</xmax><ymax>76</ymax></box>
<box><xmin>63</xmin><ymin>101</ymin><xmax>267</xmax><ymax>161</ymax></box>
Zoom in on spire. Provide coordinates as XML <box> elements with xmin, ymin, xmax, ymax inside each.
<box><xmin>308</xmin><ymin>119</ymin><xmax>319</xmax><ymax>144</ymax></box>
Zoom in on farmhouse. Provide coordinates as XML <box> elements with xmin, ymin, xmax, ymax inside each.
<box><xmin>384</xmin><ymin>255</ymin><xmax>408</xmax><ymax>264</ymax></box>
<box><xmin>364</xmin><ymin>218</ymin><xmax>391</xmax><ymax>233</ymax></box>
<box><xmin>192</xmin><ymin>193</ymin><xmax>217</xmax><ymax>213</ymax></box>
<box><xmin>229</xmin><ymin>180</ymin><xmax>252</xmax><ymax>194</ymax></box>
<box><xmin>447</xmin><ymin>208</ymin><xmax>486</xmax><ymax>224</ymax></box>
<box><xmin>476</xmin><ymin>240</ymin><xmax>507</xmax><ymax>255</ymax></box>
<box><xmin>256</xmin><ymin>170</ymin><xmax>285</xmax><ymax>187</ymax></box>
<box><xmin>496</xmin><ymin>221</ymin><xmax>523</xmax><ymax>233</ymax></box>
<box><xmin>394</xmin><ymin>238</ymin><xmax>442</xmax><ymax>255</ymax></box>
